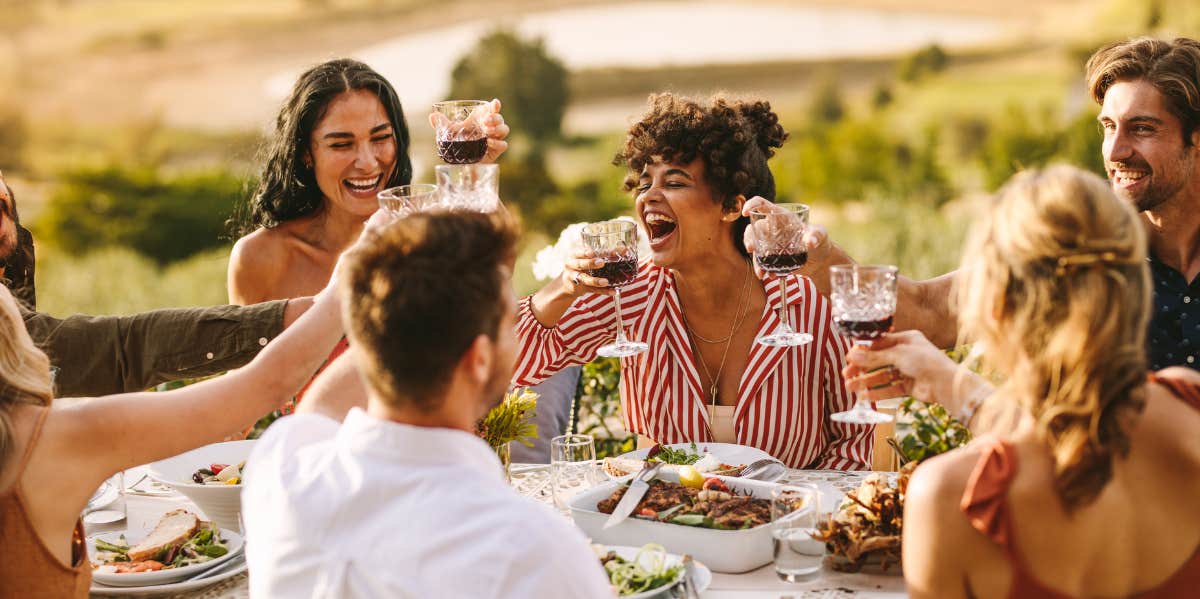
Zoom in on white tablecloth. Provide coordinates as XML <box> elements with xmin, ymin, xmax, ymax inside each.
<box><xmin>88</xmin><ymin>465</ymin><xmax>907</xmax><ymax>598</ymax></box>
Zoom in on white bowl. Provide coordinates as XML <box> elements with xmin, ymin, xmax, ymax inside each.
<box><xmin>147</xmin><ymin>441</ymin><xmax>254</xmax><ymax>532</ymax></box>
<box><xmin>89</xmin><ymin>527</ymin><xmax>243</xmax><ymax>587</ymax></box>
<box><xmin>571</xmin><ymin>471</ymin><xmax>780</xmax><ymax>573</ymax></box>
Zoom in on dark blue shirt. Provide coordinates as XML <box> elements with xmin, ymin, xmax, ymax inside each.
<box><xmin>1148</xmin><ymin>255</ymin><xmax>1200</xmax><ymax>371</ymax></box>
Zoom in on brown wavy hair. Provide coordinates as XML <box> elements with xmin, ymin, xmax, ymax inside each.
<box><xmin>957</xmin><ymin>165</ymin><xmax>1150</xmax><ymax>511</ymax></box>
<box><xmin>614</xmin><ymin>93</ymin><xmax>788</xmax><ymax>256</ymax></box>
<box><xmin>0</xmin><ymin>286</ymin><xmax>53</xmax><ymax>472</ymax></box>
<box><xmin>341</xmin><ymin>211</ymin><xmax>519</xmax><ymax>408</ymax></box>
<box><xmin>1086</xmin><ymin>37</ymin><xmax>1200</xmax><ymax>145</ymax></box>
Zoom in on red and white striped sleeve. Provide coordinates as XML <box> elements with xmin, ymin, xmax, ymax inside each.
<box><xmin>812</xmin><ymin>318</ymin><xmax>874</xmax><ymax>471</ymax></box>
<box><xmin>511</xmin><ymin>294</ymin><xmax>615</xmax><ymax>387</ymax></box>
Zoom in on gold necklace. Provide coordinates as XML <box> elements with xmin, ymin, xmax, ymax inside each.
<box><xmin>680</xmin><ymin>262</ymin><xmax>753</xmax><ymax>405</ymax></box>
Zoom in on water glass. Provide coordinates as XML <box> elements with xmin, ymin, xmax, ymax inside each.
<box><xmin>431</xmin><ymin>100</ymin><xmax>489</xmax><ymax>164</ymax></box>
<box><xmin>771</xmin><ymin>484</ymin><xmax>822</xmax><ymax>581</ymax></box>
<box><xmin>550</xmin><ymin>434</ymin><xmax>597</xmax><ymax>513</ymax></box>
<box><xmin>83</xmin><ymin>471</ymin><xmax>127</xmax><ymax>526</ymax></box>
<box><xmin>377</xmin><ymin>184</ymin><xmax>440</xmax><ymax>217</ymax></box>
<box><xmin>435</xmin><ymin>164</ymin><xmax>500</xmax><ymax>213</ymax></box>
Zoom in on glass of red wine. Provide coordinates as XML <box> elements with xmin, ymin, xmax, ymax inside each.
<box><xmin>581</xmin><ymin>220</ymin><xmax>647</xmax><ymax>358</ymax></box>
<box><xmin>829</xmin><ymin>264</ymin><xmax>898</xmax><ymax>424</ymax></box>
<box><xmin>750</xmin><ymin>203</ymin><xmax>814</xmax><ymax>347</ymax></box>
<box><xmin>377</xmin><ymin>183</ymin><xmax>440</xmax><ymax>217</ymax></box>
<box><xmin>432</xmin><ymin>100</ymin><xmax>489</xmax><ymax>164</ymax></box>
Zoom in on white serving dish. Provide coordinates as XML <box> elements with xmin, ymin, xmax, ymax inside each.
<box><xmin>571</xmin><ymin>471</ymin><xmax>780</xmax><ymax>573</ymax></box>
<box><xmin>90</xmin><ymin>556</ymin><xmax>247</xmax><ymax>595</ymax></box>
<box><xmin>147</xmin><ymin>440</ymin><xmax>254</xmax><ymax>532</ymax></box>
<box><xmin>89</xmin><ymin>528</ymin><xmax>243</xmax><ymax>587</ymax></box>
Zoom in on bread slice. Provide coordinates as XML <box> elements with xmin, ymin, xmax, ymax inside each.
<box><xmin>127</xmin><ymin>509</ymin><xmax>200</xmax><ymax>562</ymax></box>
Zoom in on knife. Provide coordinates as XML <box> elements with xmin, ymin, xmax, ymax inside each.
<box><xmin>603</xmin><ymin>462</ymin><xmax>663</xmax><ymax>529</ymax></box>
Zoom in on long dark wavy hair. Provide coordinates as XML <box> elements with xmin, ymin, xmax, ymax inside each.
<box><xmin>234</xmin><ymin>59</ymin><xmax>412</xmax><ymax>235</ymax></box>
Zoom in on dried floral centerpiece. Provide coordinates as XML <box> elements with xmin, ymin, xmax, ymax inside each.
<box><xmin>475</xmin><ymin>388</ymin><xmax>539</xmax><ymax>481</ymax></box>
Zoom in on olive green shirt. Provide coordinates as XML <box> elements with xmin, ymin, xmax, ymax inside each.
<box><xmin>21</xmin><ymin>301</ymin><xmax>288</xmax><ymax>397</ymax></box>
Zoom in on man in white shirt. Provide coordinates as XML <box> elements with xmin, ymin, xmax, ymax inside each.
<box><xmin>242</xmin><ymin>211</ymin><xmax>613</xmax><ymax>599</ymax></box>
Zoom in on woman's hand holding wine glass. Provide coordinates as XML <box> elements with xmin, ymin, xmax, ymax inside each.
<box><xmin>560</xmin><ymin>251</ymin><xmax>615</xmax><ymax>297</ymax></box>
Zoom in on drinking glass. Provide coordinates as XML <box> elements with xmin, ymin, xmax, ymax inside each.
<box><xmin>431</xmin><ymin>100</ymin><xmax>489</xmax><ymax>164</ymax></box>
<box><xmin>581</xmin><ymin>220</ymin><xmax>647</xmax><ymax>358</ymax></box>
<box><xmin>771</xmin><ymin>483</ymin><xmax>822</xmax><ymax>581</ymax></box>
<box><xmin>750</xmin><ymin>204</ymin><xmax>813</xmax><ymax>347</ymax></box>
<box><xmin>377</xmin><ymin>183</ymin><xmax>440</xmax><ymax>217</ymax></box>
<box><xmin>829</xmin><ymin>264</ymin><xmax>898</xmax><ymax>424</ymax></box>
<box><xmin>550</xmin><ymin>434</ymin><xmax>598</xmax><ymax>513</ymax></box>
<box><xmin>435</xmin><ymin>164</ymin><xmax>500</xmax><ymax>213</ymax></box>
<box><xmin>83</xmin><ymin>471</ymin><xmax>127</xmax><ymax>526</ymax></box>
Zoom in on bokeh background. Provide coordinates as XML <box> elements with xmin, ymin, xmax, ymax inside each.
<box><xmin>1</xmin><ymin>0</ymin><xmax>1196</xmax><ymax>318</ymax></box>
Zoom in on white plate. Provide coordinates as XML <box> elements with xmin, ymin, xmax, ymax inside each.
<box><xmin>602</xmin><ymin>545</ymin><xmax>712</xmax><ymax>599</ymax></box>
<box><xmin>90</xmin><ymin>557</ymin><xmax>247</xmax><ymax>596</ymax></box>
<box><xmin>89</xmin><ymin>528</ymin><xmax>243</xmax><ymax>587</ymax></box>
<box><xmin>610</xmin><ymin>442</ymin><xmax>784</xmax><ymax>482</ymax></box>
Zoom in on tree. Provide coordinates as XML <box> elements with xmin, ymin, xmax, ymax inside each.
<box><xmin>808</xmin><ymin>75</ymin><xmax>846</xmax><ymax>126</ymax></box>
<box><xmin>871</xmin><ymin>80</ymin><xmax>894</xmax><ymax>111</ymax></box>
<box><xmin>448</xmin><ymin>29</ymin><xmax>569</xmax><ymax>143</ymax></box>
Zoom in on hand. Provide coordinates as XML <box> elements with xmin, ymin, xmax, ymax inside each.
<box><xmin>561</xmin><ymin>249</ymin><xmax>614</xmax><ymax>297</ymax></box>
<box><xmin>427</xmin><ymin>99</ymin><xmax>509</xmax><ymax>163</ymax></box>
<box><xmin>741</xmin><ymin>196</ymin><xmax>829</xmax><ymax>277</ymax></box>
<box><xmin>841</xmin><ymin>330</ymin><xmax>961</xmax><ymax>407</ymax></box>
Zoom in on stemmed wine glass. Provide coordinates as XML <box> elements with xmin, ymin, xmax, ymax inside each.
<box><xmin>829</xmin><ymin>264</ymin><xmax>898</xmax><ymax>424</ymax></box>
<box><xmin>750</xmin><ymin>204</ymin><xmax>814</xmax><ymax>347</ymax></box>
<box><xmin>581</xmin><ymin>220</ymin><xmax>647</xmax><ymax>358</ymax></box>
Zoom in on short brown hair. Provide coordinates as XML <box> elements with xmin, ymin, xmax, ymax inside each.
<box><xmin>615</xmin><ymin>93</ymin><xmax>788</xmax><ymax>255</ymax></box>
<box><xmin>1086</xmin><ymin>37</ymin><xmax>1200</xmax><ymax>144</ymax></box>
<box><xmin>340</xmin><ymin>211</ymin><xmax>519</xmax><ymax>409</ymax></box>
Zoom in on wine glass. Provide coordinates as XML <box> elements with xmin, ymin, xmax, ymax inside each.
<box><xmin>435</xmin><ymin>164</ymin><xmax>500</xmax><ymax>213</ymax></box>
<box><xmin>431</xmin><ymin>100</ymin><xmax>489</xmax><ymax>164</ymax></box>
<box><xmin>829</xmin><ymin>264</ymin><xmax>897</xmax><ymax>424</ymax></box>
<box><xmin>377</xmin><ymin>184</ymin><xmax>440</xmax><ymax>217</ymax></box>
<box><xmin>581</xmin><ymin>220</ymin><xmax>647</xmax><ymax>358</ymax></box>
<box><xmin>550</xmin><ymin>434</ymin><xmax>598</xmax><ymax>514</ymax></box>
<box><xmin>750</xmin><ymin>203</ymin><xmax>813</xmax><ymax>346</ymax></box>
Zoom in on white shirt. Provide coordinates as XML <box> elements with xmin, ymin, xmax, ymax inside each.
<box><xmin>242</xmin><ymin>408</ymin><xmax>614</xmax><ymax>599</ymax></box>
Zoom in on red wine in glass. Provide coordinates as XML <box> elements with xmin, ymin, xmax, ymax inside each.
<box><xmin>590</xmin><ymin>256</ymin><xmax>638</xmax><ymax>288</ymax></box>
<box><xmin>757</xmin><ymin>251</ymin><xmax>808</xmax><ymax>274</ymax></box>
<box><xmin>437</xmin><ymin>137</ymin><xmax>488</xmax><ymax>164</ymax></box>
<box><xmin>834</xmin><ymin>315</ymin><xmax>894</xmax><ymax>342</ymax></box>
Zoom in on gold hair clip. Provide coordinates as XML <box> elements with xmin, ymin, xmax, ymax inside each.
<box><xmin>1054</xmin><ymin>251</ymin><xmax>1133</xmax><ymax>276</ymax></box>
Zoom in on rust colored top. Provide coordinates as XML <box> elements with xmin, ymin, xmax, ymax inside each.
<box><xmin>959</xmin><ymin>372</ymin><xmax>1200</xmax><ymax>599</ymax></box>
<box><xmin>0</xmin><ymin>408</ymin><xmax>90</xmax><ymax>598</ymax></box>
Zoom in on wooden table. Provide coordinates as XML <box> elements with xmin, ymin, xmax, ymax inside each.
<box><xmin>89</xmin><ymin>466</ymin><xmax>907</xmax><ymax>598</ymax></box>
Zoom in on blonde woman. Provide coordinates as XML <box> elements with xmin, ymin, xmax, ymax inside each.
<box><xmin>860</xmin><ymin>166</ymin><xmax>1200</xmax><ymax>598</ymax></box>
<box><xmin>0</xmin><ymin>213</ymin><xmax>382</xmax><ymax>597</ymax></box>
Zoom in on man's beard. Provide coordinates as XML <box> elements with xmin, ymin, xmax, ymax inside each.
<box><xmin>1110</xmin><ymin>151</ymin><xmax>1193</xmax><ymax>212</ymax></box>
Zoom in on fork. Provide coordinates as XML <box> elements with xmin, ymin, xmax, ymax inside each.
<box><xmin>739</xmin><ymin>458</ymin><xmax>782</xmax><ymax>478</ymax></box>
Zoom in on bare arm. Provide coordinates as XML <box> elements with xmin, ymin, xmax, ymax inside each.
<box><xmin>295</xmin><ymin>349</ymin><xmax>367</xmax><ymax>423</ymax></box>
<box><xmin>228</xmin><ymin>232</ymin><xmax>286</xmax><ymax>306</ymax></box>
<box><xmin>902</xmin><ymin>452</ymin><xmax>978</xmax><ymax>599</ymax></box>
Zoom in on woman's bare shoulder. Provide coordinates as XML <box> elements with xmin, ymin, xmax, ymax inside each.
<box><xmin>229</xmin><ymin>228</ymin><xmax>294</xmax><ymax>304</ymax></box>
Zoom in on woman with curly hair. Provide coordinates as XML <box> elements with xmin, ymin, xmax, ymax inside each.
<box><xmin>513</xmin><ymin>94</ymin><xmax>872</xmax><ymax>470</ymax></box>
<box><xmin>876</xmin><ymin>165</ymin><xmax>1200</xmax><ymax>598</ymax></box>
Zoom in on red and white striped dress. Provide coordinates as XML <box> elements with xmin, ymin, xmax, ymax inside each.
<box><xmin>514</xmin><ymin>261</ymin><xmax>873</xmax><ymax>470</ymax></box>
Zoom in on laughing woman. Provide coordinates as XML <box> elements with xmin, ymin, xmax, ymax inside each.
<box><xmin>513</xmin><ymin>94</ymin><xmax>872</xmax><ymax>470</ymax></box>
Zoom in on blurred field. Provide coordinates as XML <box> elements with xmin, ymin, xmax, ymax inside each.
<box><xmin>5</xmin><ymin>0</ymin><xmax>1197</xmax><ymax>318</ymax></box>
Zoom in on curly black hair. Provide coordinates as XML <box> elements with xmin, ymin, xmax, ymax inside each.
<box><xmin>231</xmin><ymin>59</ymin><xmax>412</xmax><ymax>237</ymax></box>
<box><xmin>614</xmin><ymin>93</ymin><xmax>788</xmax><ymax>255</ymax></box>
